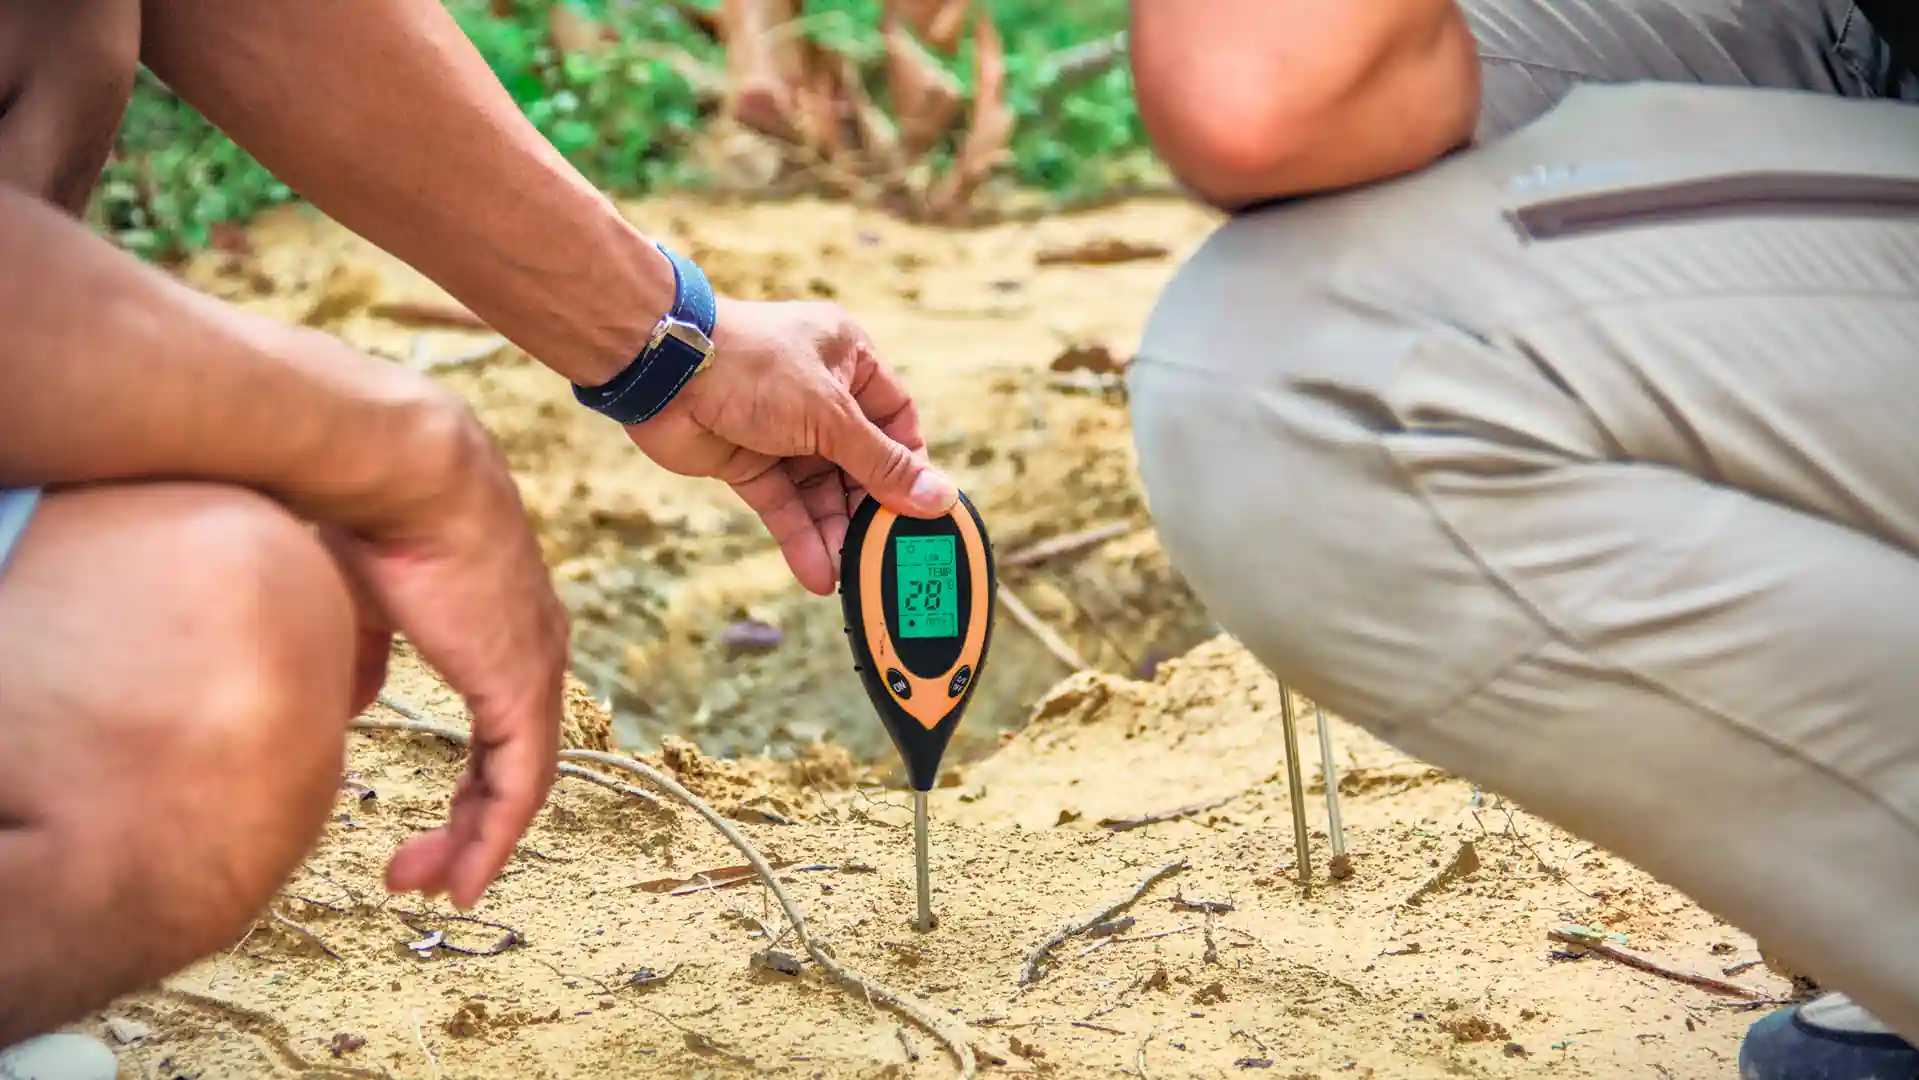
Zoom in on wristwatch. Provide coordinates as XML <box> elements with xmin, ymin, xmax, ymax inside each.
<box><xmin>571</xmin><ymin>242</ymin><xmax>717</xmax><ymax>424</ymax></box>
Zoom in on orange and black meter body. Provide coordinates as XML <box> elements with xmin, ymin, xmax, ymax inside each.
<box><xmin>839</xmin><ymin>491</ymin><xmax>995</xmax><ymax>793</ymax></box>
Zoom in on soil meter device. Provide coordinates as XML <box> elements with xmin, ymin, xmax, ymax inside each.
<box><xmin>839</xmin><ymin>491</ymin><xmax>995</xmax><ymax>931</ymax></box>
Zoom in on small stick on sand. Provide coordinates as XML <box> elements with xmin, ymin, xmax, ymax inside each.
<box><xmin>151</xmin><ymin>988</ymin><xmax>386</xmax><ymax>1079</ymax></box>
<box><xmin>1098</xmin><ymin>790</ymin><xmax>1244</xmax><ymax>832</ymax></box>
<box><xmin>1548</xmin><ymin>926</ymin><xmax>1769</xmax><ymax>1000</ymax></box>
<box><xmin>411</xmin><ymin>1009</ymin><xmax>442</xmax><ymax>1080</ymax></box>
<box><xmin>1169</xmin><ymin>893</ymin><xmax>1234</xmax><ymax>915</ymax></box>
<box><xmin>267</xmin><ymin>909</ymin><xmax>342</xmax><ymax>961</ymax></box>
<box><xmin>1019</xmin><ymin>859</ymin><xmax>1187</xmax><ymax>986</ymax></box>
<box><xmin>1133</xmin><ymin>1027</ymin><xmax>1156</xmax><ymax>1080</ymax></box>
<box><xmin>1000</xmin><ymin>521</ymin><xmax>1133</xmax><ymax>568</ymax></box>
<box><xmin>359</xmin><ymin>698</ymin><xmax>976</xmax><ymax>1079</ymax></box>
<box><xmin>997</xmin><ymin>585</ymin><xmax>1090</xmax><ymax>671</ymax></box>
<box><xmin>1111</xmin><ymin>924</ymin><xmax>1195</xmax><ymax>948</ymax></box>
<box><xmin>362</xmin><ymin>698</ymin><xmax>662</xmax><ymax>809</ymax></box>
<box><xmin>530</xmin><ymin>957</ymin><xmax>614</xmax><ymax>996</ymax></box>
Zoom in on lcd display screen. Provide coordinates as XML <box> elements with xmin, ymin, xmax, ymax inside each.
<box><xmin>895</xmin><ymin>535</ymin><xmax>958</xmax><ymax>639</ymax></box>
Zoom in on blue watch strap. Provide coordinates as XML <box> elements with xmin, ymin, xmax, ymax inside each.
<box><xmin>572</xmin><ymin>243</ymin><xmax>717</xmax><ymax>424</ymax></box>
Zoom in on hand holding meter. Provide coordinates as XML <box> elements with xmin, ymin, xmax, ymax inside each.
<box><xmin>839</xmin><ymin>491</ymin><xmax>995</xmax><ymax>930</ymax></box>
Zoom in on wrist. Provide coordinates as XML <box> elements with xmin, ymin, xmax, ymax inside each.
<box><xmin>571</xmin><ymin>241</ymin><xmax>718</xmax><ymax>426</ymax></box>
<box><xmin>553</xmin><ymin>223</ymin><xmax>680</xmax><ymax>387</ymax></box>
<box><xmin>266</xmin><ymin>326</ymin><xmax>495</xmax><ymax>537</ymax></box>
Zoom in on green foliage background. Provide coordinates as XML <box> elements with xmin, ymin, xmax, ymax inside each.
<box><xmin>91</xmin><ymin>0</ymin><xmax>1143</xmax><ymax>260</ymax></box>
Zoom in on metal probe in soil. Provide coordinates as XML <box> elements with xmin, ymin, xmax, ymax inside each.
<box><xmin>913</xmin><ymin>791</ymin><xmax>933</xmax><ymax>931</ymax></box>
<box><xmin>1315</xmin><ymin>703</ymin><xmax>1348</xmax><ymax>863</ymax></box>
<box><xmin>838</xmin><ymin>492</ymin><xmax>995</xmax><ymax>936</ymax></box>
<box><xmin>1279</xmin><ymin>687</ymin><xmax>1312</xmax><ymax>888</ymax></box>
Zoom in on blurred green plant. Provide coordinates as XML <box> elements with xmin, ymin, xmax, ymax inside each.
<box><xmin>454</xmin><ymin>0</ymin><xmax>716</xmax><ymax>192</ymax></box>
<box><xmin>90</xmin><ymin>69</ymin><xmax>292</xmax><ymax>259</ymax></box>
<box><xmin>93</xmin><ymin>0</ymin><xmax>1151</xmax><ymax>260</ymax></box>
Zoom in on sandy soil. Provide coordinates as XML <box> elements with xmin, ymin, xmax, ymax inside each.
<box><xmin>98</xmin><ymin>641</ymin><xmax>1786</xmax><ymax>1079</ymax></box>
<box><xmin>89</xmin><ymin>196</ymin><xmax>1798</xmax><ymax>1077</ymax></box>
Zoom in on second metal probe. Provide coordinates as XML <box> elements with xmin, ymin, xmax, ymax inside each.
<box><xmin>1278</xmin><ymin>688</ymin><xmax>1312</xmax><ymax>887</ymax></box>
<box><xmin>1315</xmin><ymin>703</ymin><xmax>1348</xmax><ymax>866</ymax></box>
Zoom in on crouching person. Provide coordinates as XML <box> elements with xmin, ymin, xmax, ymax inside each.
<box><xmin>1127</xmin><ymin>1</ymin><xmax>1919</xmax><ymax>1075</ymax></box>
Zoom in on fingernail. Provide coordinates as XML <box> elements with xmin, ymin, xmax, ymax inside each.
<box><xmin>909</xmin><ymin>468</ymin><xmax>958</xmax><ymax>514</ymax></box>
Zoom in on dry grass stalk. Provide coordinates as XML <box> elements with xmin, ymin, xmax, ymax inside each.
<box><xmin>355</xmin><ymin>698</ymin><xmax>976</xmax><ymax>1078</ymax></box>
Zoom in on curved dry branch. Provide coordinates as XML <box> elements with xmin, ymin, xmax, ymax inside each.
<box><xmin>357</xmin><ymin>698</ymin><xmax>975</xmax><ymax>1078</ymax></box>
<box><xmin>1019</xmin><ymin>858</ymin><xmax>1187</xmax><ymax>987</ymax></box>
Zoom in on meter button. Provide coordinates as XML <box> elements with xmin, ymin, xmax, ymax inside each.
<box><xmin>885</xmin><ymin>668</ymin><xmax>912</xmax><ymax>699</ymax></box>
<box><xmin>947</xmin><ymin>666</ymin><xmax>972</xmax><ymax>698</ymax></box>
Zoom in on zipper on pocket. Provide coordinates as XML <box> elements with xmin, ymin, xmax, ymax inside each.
<box><xmin>1507</xmin><ymin>171</ymin><xmax>1919</xmax><ymax>242</ymax></box>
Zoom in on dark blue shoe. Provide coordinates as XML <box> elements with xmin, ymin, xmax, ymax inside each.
<box><xmin>1740</xmin><ymin>994</ymin><xmax>1919</xmax><ymax>1079</ymax></box>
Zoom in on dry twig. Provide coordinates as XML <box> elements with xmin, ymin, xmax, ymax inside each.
<box><xmin>360</xmin><ymin>699</ymin><xmax>662</xmax><ymax>809</ymax></box>
<box><xmin>361</xmin><ymin>698</ymin><xmax>975</xmax><ymax>1078</ymax></box>
<box><xmin>1001</xmin><ymin>521</ymin><xmax>1133</xmax><ymax>568</ymax></box>
<box><xmin>147</xmin><ymin>989</ymin><xmax>385</xmax><ymax>1079</ymax></box>
<box><xmin>411</xmin><ymin>1010</ymin><xmax>442</xmax><ymax>1080</ymax></box>
<box><xmin>531</xmin><ymin>957</ymin><xmax>614</xmax><ymax>996</ymax></box>
<box><xmin>1169</xmin><ymin>893</ymin><xmax>1234</xmax><ymax>915</ymax></box>
<box><xmin>1134</xmin><ymin>1027</ymin><xmax>1156</xmax><ymax>1080</ymax></box>
<box><xmin>1020</xmin><ymin>859</ymin><xmax>1187</xmax><ymax>986</ymax></box>
<box><xmin>1548</xmin><ymin>927</ymin><xmax>1768</xmax><ymax>1000</ymax></box>
<box><xmin>268</xmin><ymin>909</ymin><xmax>342</xmax><ymax>961</ymax></box>
<box><xmin>1098</xmin><ymin>791</ymin><xmax>1243</xmax><ymax>832</ymax></box>
<box><xmin>997</xmin><ymin>585</ymin><xmax>1089</xmax><ymax>672</ymax></box>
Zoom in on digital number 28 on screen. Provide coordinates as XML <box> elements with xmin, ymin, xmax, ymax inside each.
<box><xmin>902</xmin><ymin>576</ymin><xmax>944</xmax><ymax>613</ymax></box>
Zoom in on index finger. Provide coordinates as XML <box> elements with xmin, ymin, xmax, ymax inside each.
<box><xmin>845</xmin><ymin>333</ymin><xmax>927</xmax><ymax>453</ymax></box>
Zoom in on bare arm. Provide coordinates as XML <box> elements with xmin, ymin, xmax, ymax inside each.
<box><xmin>1129</xmin><ymin>0</ymin><xmax>1480</xmax><ymax>209</ymax></box>
<box><xmin>139</xmin><ymin>0</ymin><xmax>959</xmax><ymax>596</ymax></box>
<box><xmin>0</xmin><ymin>185</ymin><xmax>568</xmax><ymax>910</ymax></box>
<box><xmin>0</xmin><ymin>184</ymin><xmax>461</xmax><ymax>522</ymax></box>
<box><xmin>138</xmin><ymin>0</ymin><xmax>671</xmax><ymax>387</ymax></box>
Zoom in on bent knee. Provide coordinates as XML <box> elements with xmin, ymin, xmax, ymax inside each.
<box><xmin>26</xmin><ymin>485</ymin><xmax>357</xmax><ymax>951</ymax></box>
<box><xmin>129</xmin><ymin>483</ymin><xmax>356</xmax><ymax>835</ymax></box>
<box><xmin>1130</xmin><ymin>351</ymin><xmax>1541</xmax><ymax>732</ymax></box>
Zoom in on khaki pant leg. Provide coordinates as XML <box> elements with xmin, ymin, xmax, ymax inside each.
<box><xmin>1131</xmin><ymin>83</ymin><xmax>1919</xmax><ymax>1035</ymax></box>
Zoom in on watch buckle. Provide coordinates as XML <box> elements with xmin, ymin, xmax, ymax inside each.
<box><xmin>652</xmin><ymin>314</ymin><xmax>715</xmax><ymax>360</ymax></box>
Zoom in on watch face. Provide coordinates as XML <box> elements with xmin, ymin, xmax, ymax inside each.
<box><xmin>660</xmin><ymin>317</ymin><xmax>715</xmax><ymax>357</ymax></box>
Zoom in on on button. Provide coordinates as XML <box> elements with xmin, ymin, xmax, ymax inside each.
<box><xmin>886</xmin><ymin>668</ymin><xmax>912</xmax><ymax>699</ymax></box>
<box><xmin>947</xmin><ymin>665</ymin><xmax>972</xmax><ymax>698</ymax></box>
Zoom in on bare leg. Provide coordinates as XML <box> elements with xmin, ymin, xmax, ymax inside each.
<box><xmin>0</xmin><ymin>482</ymin><xmax>363</xmax><ymax>1044</ymax></box>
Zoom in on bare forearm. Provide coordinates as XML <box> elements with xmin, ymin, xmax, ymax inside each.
<box><xmin>0</xmin><ymin>187</ymin><xmax>466</xmax><ymax>531</ymax></box>
<box><xmin>139</xmin><ymin>0</ymin><xmax>673</xmax><ymax>387</ymax></box>
<box><xmin>1130</xmin><ymin>0</ymin><xmax>1479</xmax><ymax>208</ymax></box>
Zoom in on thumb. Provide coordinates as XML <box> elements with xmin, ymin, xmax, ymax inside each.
<box><xmin>826</xmin><ymin>401</ymin><xmax>958</xmax><ymax>517</ymax></box>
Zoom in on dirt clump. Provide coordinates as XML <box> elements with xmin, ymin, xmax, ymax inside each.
<box><xmin>1440</xmin><ymin>1013</ymin><xmax>1511</xmax><ymax>1044</ymax></box>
